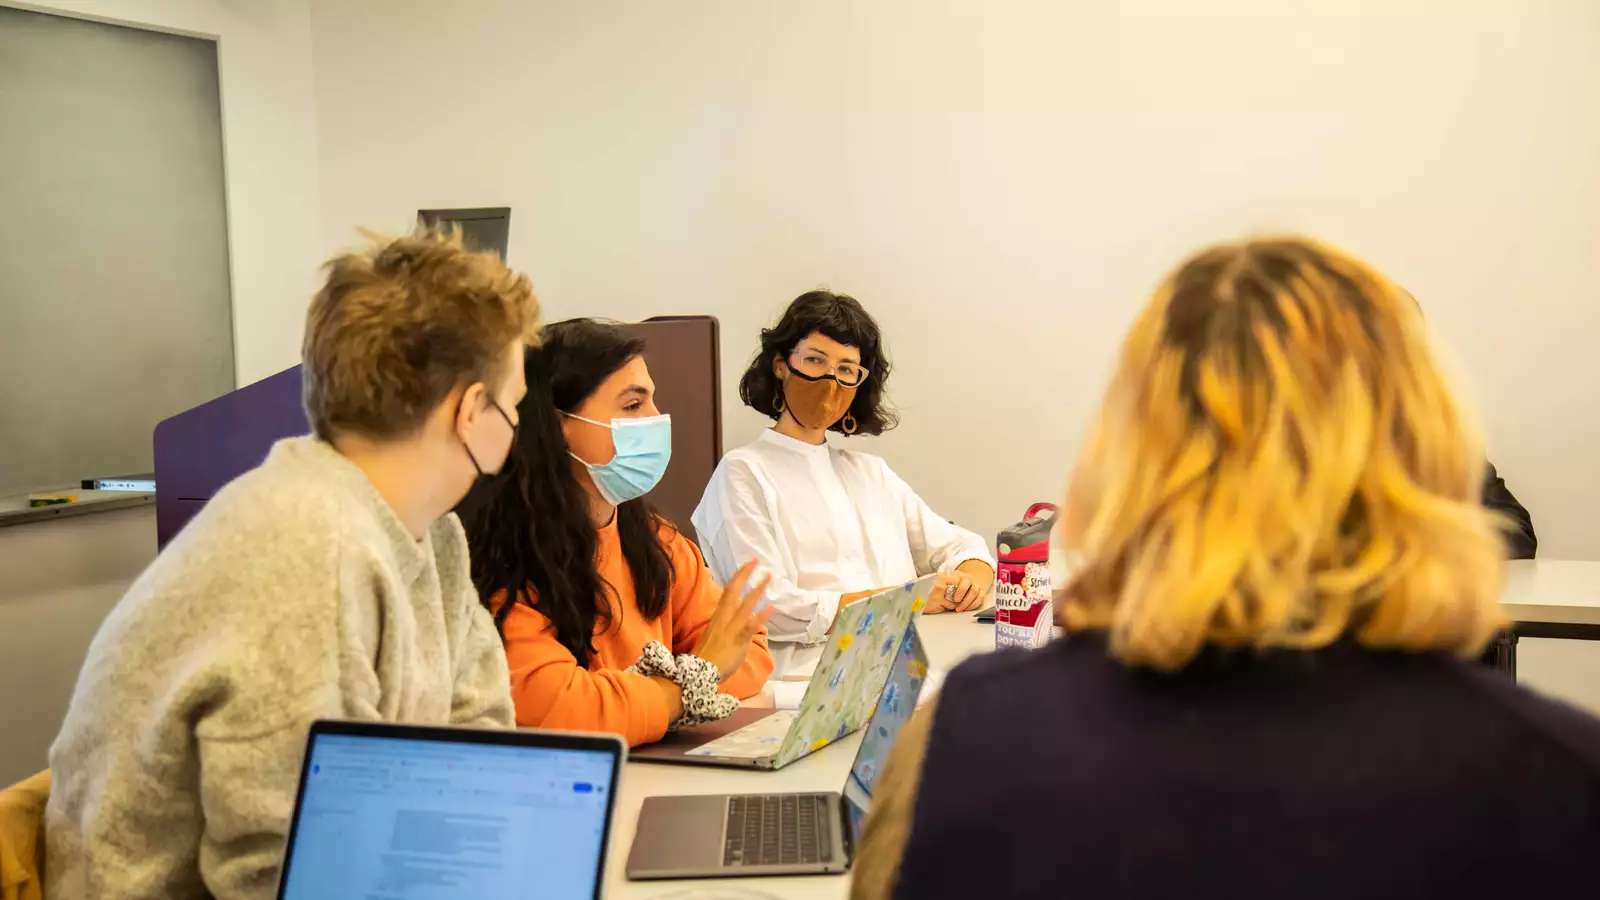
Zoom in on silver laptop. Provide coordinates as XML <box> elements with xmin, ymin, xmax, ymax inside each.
<box><xmin>626</xmin><ymin>624</ymin><xmax>930</xmax><ymax>879</ymax></box>
<box><xmin>631</xmin><ymin>575</ymin><xmax>935</xmax><ymax>770</ymax></box>
<box><xmin>276</xmin><ymin>721</ymin><xmax>625</xmax><ymax>900</ymax></box>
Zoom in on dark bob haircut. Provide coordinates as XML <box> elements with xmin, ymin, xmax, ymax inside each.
<box><xmin>738</xmin><ymin>290</ymin><xmax>898</xmax><ymax>436</ymax></box>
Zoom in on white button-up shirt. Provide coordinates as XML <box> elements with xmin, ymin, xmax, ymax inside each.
<box><xmin>692</xmin><ymin>429</ymin><xmax>994</xmax><ymax>677</ymax></box>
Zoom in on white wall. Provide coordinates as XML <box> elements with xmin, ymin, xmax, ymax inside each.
<box><xmin>311</xmin><ymin>0</ymin><xmax>1600</xmax><ymax>560</ymax></box>
<box><xmin>0</xmin><ymin>506</ymin><xmax>156</xmax><ymax>785</ymax></box>
<box><xmin>14</xmin><ymin>0</ymin><xmax>323</xmax><ymax>384</ymax></box>
<box><xmin>0</xmin><ymin>0</ymin><xmax>321</xmax><ymax>782</ymax></box>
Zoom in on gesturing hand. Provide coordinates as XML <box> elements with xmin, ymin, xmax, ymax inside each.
<box><xmin>692</xmin><ymin>561</ymin><xmax>775</xmax><ymax>681</ymax></box>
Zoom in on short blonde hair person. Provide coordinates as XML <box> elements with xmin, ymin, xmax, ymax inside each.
<box><xmin>302</xmin><ymin>227</ymin><xmax>540</xmax><ymax>440</ymax></box>
<box><xmin>1057</xmin><ymin>236</ymin><xmax>1506</xmax><ymax>670</ymax></box>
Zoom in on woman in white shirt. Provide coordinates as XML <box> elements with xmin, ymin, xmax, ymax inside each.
<box><xmin>693</xmin><ymin>290</ymin><xmax>995</xmax><ymax>677</ymax></box>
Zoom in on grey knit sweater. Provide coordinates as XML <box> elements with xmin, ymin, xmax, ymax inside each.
<box><xmin>44</xmin><ymin>436</ymin><xmax>514</xmax><ymax>899</ymax></box>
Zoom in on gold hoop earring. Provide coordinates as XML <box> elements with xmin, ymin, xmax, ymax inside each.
<box><xmin>842</xmin><ymin>414</ymin><xmax>858</xmax><ymax>435</ymax></box>
<box><xmin>774</xmin><ymin>389</ymin><xmax>785</xmax><ymax>413</ymax></box>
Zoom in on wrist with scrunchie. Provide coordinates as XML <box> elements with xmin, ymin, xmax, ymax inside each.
<box><xmin>625</xmin><ymin>640</ymin><xmax>739</xmax><ymax>730</ymax></box>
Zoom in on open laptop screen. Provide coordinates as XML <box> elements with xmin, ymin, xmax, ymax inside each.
<box><xmin>278</xmin><ymin>724</ymin><xmax>621</xmax><ymax>900</ymax></box>
<box><xmin>841</xmin><ymin>626</ymin><xmax>929</xmax><ymax>846</ymax></box>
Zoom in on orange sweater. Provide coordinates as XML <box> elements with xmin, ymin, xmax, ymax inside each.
<box><xmin>495</xmin><ymin>520</ymin><xmax>773</xmax><ymax>746</ymax></box>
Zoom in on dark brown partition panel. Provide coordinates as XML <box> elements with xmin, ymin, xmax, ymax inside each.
<box><xmin>629</xmin><ymin>316</ymin><xmax>722</xmax><ymax>540</ymax></box>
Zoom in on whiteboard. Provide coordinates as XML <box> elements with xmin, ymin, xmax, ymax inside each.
<box><xmin>0</xmin><ymin>6</ymin><xmax>234</xmax><ymax>496</ymax></box>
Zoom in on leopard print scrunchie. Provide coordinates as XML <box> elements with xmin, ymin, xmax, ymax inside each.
<box><xmin>625</xmin><ymin>640</ymin><xmax>739</xmax><ymax>730</ymax></box>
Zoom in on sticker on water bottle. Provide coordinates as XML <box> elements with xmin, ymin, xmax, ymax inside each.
<box><xmin>995</xmin><ymin>561</ymin><xmax>1053</xmax><ymax>650</ymax></box>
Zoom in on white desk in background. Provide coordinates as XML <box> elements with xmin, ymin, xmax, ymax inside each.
<box><xmin>1495</xmin><ymin>559</ymin><xmax>1600</xmax><ymax>677</ymax></box>
<box><xmin>604</xmin><ymin>560</ymin><xmax>1600</xmax><ymax>896</ymax></box>
<box><xmin>604</xmin><ymin>612</ymin><xmax>995</xmax><ymax>900</ymax></box>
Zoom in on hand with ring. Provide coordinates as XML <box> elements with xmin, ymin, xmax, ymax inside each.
<box><xmin>925</xmin><ymin>561</ymin><xmax>995</xmax><ymax>614</ymax></box>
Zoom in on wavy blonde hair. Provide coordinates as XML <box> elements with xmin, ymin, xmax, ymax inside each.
<box><xmin>1059</xmin><ymin>236</ymin><xmax>1505</xmax><ymax>670</ymax></box>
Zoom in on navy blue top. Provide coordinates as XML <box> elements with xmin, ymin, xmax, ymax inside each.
<box><xmin>895</xmin><ymin>635</ymin><xmax>1600</xmax><ymax>898</ymax></box>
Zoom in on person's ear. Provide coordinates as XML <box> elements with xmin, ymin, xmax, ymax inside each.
<box><xmin>771</xmin><ymin>354</ymin><xmax>789</xmax><ymax>381</ymax></box>
<box><xmin>454</xmin><ymin>381</ymin><xmax>487</xmax><ymax>439</ymax></box>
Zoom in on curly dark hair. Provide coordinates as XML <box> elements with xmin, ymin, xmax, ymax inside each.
<box><xmin>738</xmin><ymin>290</ymin><xmax>899</xmax><ymax>436</ymax></box>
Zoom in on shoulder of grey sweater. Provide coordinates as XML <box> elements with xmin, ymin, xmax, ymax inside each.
<box><xmin>146</xmin><ymin>477</ymin><xmax>344</xmax><ymax>607</ymax></box>
<box><xmin>125</xmin><ymin>459</ymin><xmax>348</xmax><ymax>614</ymax></box>
<box><xmin>55</xmin><ymin>447</ymin><xmax>370</xmax><ymax>754</ymax></box>
<box><xmin>429</xmin><ymin>512</ymin><xmax>487</xmax><ymax>630</ymax></box>
<box><xmin>127</xmin><ymin>458</ymin><xmax>350</xmax><ymax>662</ymax></box>
<box><xmin>426</xmin><ymin>513</ymin><xmax>471</xmax><ymax>593</ymax></box>
<box><xmin>197</xmin><ymin>456</ymin><xmax>352</xmax><ymax>549</ymax></box>
<box><xmin>431</xmin><ymin>512</ymin><xmax>471</xmax><ymax>570</ymax></box>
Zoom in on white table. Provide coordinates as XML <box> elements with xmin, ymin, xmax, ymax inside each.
<box><xmin>602</xmin><ymin>560</ymin><xmax>1600</xmax><ymax>897</ymax></box>
<box><xmin>1502</xmin><ymin>559</ymin><xmax>1600</xmax><ymax>628</ymax></box>
<box><xmin>603</xmin><ymin>612</ymin><xmax>997</xmax><ymax>899</ymax></box>
<box><xmin>1496</xmin><ymin>559</ymin><xmax>1600</xmax><ymax>676</ymax></box>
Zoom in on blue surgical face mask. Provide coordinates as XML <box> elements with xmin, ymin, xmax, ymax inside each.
<box><xmin>563</xmin><ymin>412</ymin><xmax>673</xmax><ymax>506</ymax></box>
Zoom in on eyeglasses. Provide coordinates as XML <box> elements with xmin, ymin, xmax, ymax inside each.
<box><xmin>788</xmin><ymin>350</ymin><xmax>870</xmax><ymax>388</ymax></box>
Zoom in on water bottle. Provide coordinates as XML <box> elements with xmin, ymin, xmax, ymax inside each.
<box><xmin>994</xmin><ymin>503</ymin><xmax>1057</xmax><ymax>650</ymax></box>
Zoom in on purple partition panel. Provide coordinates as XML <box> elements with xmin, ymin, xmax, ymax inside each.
<box><xmin>153</xmin><ymin>365</ymin><xmax>308</xmax><ymax>549</ymax></box>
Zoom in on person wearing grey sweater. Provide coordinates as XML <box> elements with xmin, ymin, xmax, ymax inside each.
<box><xmin>44</xmin><ymin>229</ymin><xmax>541</xmax><ymax>900</ymax></box>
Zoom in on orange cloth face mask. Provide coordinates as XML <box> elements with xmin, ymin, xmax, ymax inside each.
<box><xmin>781</xmin><ymin>369</ymin><xmax>858</xmax><ymax>433</ymax></box>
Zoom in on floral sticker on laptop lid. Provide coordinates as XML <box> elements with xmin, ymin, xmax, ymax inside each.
<box><xmin>773</xmin><ymin>577</ymin><xmax>933</xmax><ymax>767</ymax></box>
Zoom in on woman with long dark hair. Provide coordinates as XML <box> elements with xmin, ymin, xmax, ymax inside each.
<box><xmin>693</xmin><ymin>291</ymin><xmax>996</xmax><ymax>677</ymax></box>
<box><xmin>466</xmin><ymin>319</ymin><xmax>774</xmax><ymax>747</ymax></box>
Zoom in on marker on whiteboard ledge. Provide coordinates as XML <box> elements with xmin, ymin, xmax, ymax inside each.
<box><xmin>81</xmin><ymin>474</ymin><xmax>156</xmax><ymax>492</ymax></box>
<box><xmin>28</xmin><ymin>492</ymin><xmax>78</xmax><ymax>508</ymax></box>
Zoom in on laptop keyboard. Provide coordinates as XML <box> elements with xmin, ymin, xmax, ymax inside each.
<box><xmin>723</xmin><ymin>793</ymin><xmax>836</xmax><ymax>867</ymax></box>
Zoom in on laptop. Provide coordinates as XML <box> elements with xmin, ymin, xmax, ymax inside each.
<box><xmin>631</xmin><ymin>575</ymin><xmax>935</xmax><ymax>770</ymax></box>
<box><xmin>627</xmin><ymin>624</ymin><xmax>930</xmax><ymax>879</ymax></box>
<box><xmin>275</xmin><ymin>721</ymin><xmax>626</xmax><ymax>900</ymax></box>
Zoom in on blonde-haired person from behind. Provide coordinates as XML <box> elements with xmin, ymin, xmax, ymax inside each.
<box><xmin>853</xmin><ymin>237</ymin><xmax>1600</xmax><ymax>899</ymax></box>
<box><xmin>46</xmin><ymin>228</ymin><xmax>539</xmax><ymax>900</ymax></box>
